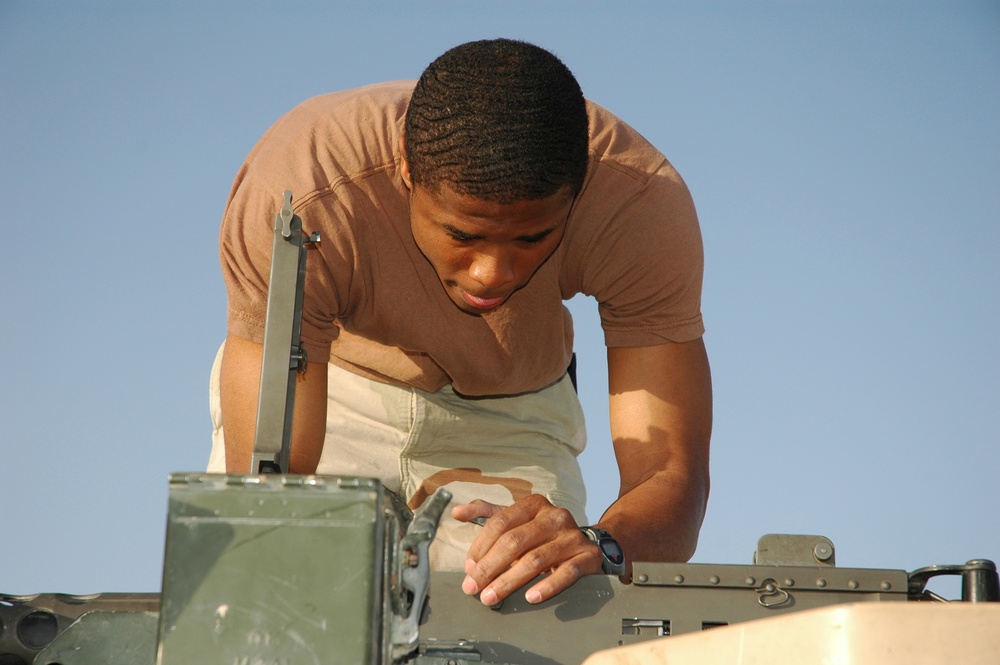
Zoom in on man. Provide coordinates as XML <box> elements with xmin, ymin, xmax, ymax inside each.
<box><xmin>209</xmin><ymin>38</ymin><xmax>712</xmax><ymax>608</ymax></box>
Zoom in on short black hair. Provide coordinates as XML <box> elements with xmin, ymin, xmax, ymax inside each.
<box><xmin>404</xmin><ymin>39</ymin><xmax>589</xmax><ymax>204</ymax></box>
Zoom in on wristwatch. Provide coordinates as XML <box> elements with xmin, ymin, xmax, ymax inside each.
<box><xmin>580</xmin><ymin>526</ymin><xmax>626</xmax><ymax>576</ymax></box>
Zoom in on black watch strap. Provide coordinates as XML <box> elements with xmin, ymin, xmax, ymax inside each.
<box><xmin>580</xmin><ymin>526</ymin><xmax>626</xmax><ymax>576</ymax></box>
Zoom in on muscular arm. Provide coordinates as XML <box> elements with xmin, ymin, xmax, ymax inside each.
<box><xmin>599</xmin><ymin>338</ymin><xmax>712</xmax><ymax>571</ymax></box>
<box><xmin>220</xmin><ymin>333</ymin><xmax>329</xmax><ymax>474</ymax></box>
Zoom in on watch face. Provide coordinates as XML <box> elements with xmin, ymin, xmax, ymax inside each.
<box><xmin>599</xmin><ymin>539</ymin><xmax>624</xmax><ymax>565</ymax></box>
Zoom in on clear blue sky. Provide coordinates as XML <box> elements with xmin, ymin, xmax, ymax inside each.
<box><xmin>2</xmin><ymin>1</ymin><xmax>997</xmax><ymax>597</ymax></box>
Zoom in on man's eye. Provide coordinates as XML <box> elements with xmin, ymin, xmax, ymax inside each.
<box><xmin>520</xmin><ymin>235</ymin><xmax>547</xmax><ymax>245</ymax></box>
<box><xmin>448</xmin><ymin>231</ymin><xmax>477</xmax><ymax>243</ymax></box>
<box><xmin>518</xmin><ymin>231</ymin><xmax>552</xmax><ymax>245</ymax></box>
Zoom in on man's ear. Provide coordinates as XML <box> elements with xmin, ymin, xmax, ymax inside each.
<box><xmin>398</xmin><ymin>136</ymin><xmax>412</xmax><ymax>190</ymax></box>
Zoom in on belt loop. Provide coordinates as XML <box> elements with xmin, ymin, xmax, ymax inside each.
<box><xmin>567</xmin><ymin>353</ymin><xmax>578</xmax><ymax>393</ymax></box>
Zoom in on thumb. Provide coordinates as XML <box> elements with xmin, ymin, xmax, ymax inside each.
<box><xmin>451</xmin><ymin>499</ymin><xmax>503</xmax><ymax>523</ymax></box>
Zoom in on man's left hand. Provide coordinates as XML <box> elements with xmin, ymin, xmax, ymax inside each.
<box><xmin>452</xmin><ymin>495</ymin><xmax>604</xmax><ymax>605</ymax></box>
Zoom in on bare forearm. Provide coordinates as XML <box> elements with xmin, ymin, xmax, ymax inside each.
<box><xmin>598</xmin><ymin>465</ymin><xmax>709</xmax><ymax>565</ymax></box>
<box><xmin>604</xmin><ymin>339</ymin><xmax>713</xmax><ymax>570</ymax></box>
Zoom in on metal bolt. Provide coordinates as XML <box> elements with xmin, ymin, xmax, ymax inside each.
<box><xmin>881</xmin><ymin>581</ymin><xmax>892</xmax><ymax>591</ymax></box>
<box><xmin>673</xmin><ymin>575</ymin><xmax>685</xmax><ymax>585</ymax></box>
<box><xmin>813</xmin><ymin>542</ymin><xmax>833</xmax><ymax>561</ymax></box>
<box><xmin>638</xmin><ymin>574</ymin><xmax>649</xmax><ymax>583</ymax></box>
<box><xmin>783</xmin><ymin>578</ymin><xmax>795</xmax><ymax>587</ymax></box>
<box><xmin>848</xmin><ymin>580</ymin><xmax>859</xmax><ymax>590</ymax></box>
<box><xmin>745</xmin><ymin>576</ymin><xmax>756</xmax><ymax>586</ymax></box>
<box><xmin>816</xmin><ymin>578</ymin><xmax>827</xmax><ymax>588</ymax></box>
<box><xmin>709</xmin><ymin>576</ymin><xmax>720</xmax><ymax>585</ymax></box>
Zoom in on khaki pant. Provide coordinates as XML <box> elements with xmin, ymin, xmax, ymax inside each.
<box><xmin>208</xmin><ymin>343</ymin><xmax>589</xmax><ymax>570</ymax></box>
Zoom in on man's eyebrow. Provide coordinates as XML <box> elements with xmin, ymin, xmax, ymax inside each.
<box><xmin>442</xmin><ymin>223</ymin><xmax>557</xmax><ymax>243</ymax></box>
<box><xmin>443</xmin><ymin>224</ymin><xmax>485</xmax><ymax>240</ymax></box>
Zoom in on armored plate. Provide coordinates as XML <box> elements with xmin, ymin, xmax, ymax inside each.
<box><xmin>0</xmin><ymin>592</ymin><xmax>158</xmax><ymax>664</ymax></box>
<box><xmin>582</xmin><ymin>602</ymin><xmax>1000</xmax><ymax>665</ymax></box>
<box><xmin>33</xmin><ymin>610</ymin><xmax>158</xmax><ymax>665</ymax></box>
<box><xmin>417</xmin><ymin>561</ymin><xmax>908</xmax><ymax>665</ymax></box>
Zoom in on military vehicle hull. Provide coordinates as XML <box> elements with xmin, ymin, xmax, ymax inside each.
<box><xmin>2</xmin><ymin>473</ymin><xmax>996</xmax><ymax>665</ymax></box>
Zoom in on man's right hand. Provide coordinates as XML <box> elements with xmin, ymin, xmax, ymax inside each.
<box><xmin>219</xmin><ymin>333</ymin><xmax>329</xmax><ymax>474</ymax></box>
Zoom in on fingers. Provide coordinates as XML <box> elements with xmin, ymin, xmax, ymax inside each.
<box><xmin>461</xmin><ymin>495</ymin><xmax>604</xmax><ymax>606</ymax></box>
<box><xmin>473</xmin><ymin>535</ymin><xmax>600</xmax><ymax>606</ymax></box>
<box><xmin>523</xmin><ymin>550</ymin><xmax>597</xmax><ymax>604</ymax></box>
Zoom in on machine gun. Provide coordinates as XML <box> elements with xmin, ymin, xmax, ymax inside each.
<box><xmin>2</xmin><ymin>193</ymin><xmax>997</xmax><ymax>664</ymax></box>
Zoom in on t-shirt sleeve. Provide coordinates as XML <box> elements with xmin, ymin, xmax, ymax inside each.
<box><xmin>219</xmin><ymin>171</ymin><xmax>352</xmax><ymax>364</ymax></box>
<box><xmin>217</xmin><ymin>82</ymin><xmax>414</xmax><ymax>368</ymax></box>
<box><xmin>570</xmin><ymin>159</ymin><xmax>705</xmax><ymax>347</ymax></box>
<box><xmin>219</xmin><ymin>167</ymin><xmax>273</xmax><ymax>345</ymax></box>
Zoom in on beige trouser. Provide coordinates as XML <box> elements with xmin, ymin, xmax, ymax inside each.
<box><xmin>208</xmin><ymin>343</ymin><xmax>589</xmax><ymax>571</ymax></box>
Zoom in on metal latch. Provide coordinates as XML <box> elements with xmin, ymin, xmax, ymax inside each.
<box><xmin>756</xmin><ymin>578</ymin><xmax>792</xmax><ymax>608</ymax></box>
<box><xmin>392</xmin><ymin>487</ymin><xmax>453</xmax><ymax>661</ymax></box>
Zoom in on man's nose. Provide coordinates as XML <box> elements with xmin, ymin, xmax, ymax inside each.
<box><xmin>469</xmin><ymin>248</ymin><xmax>515</xmax><ymax>290</ymax></box>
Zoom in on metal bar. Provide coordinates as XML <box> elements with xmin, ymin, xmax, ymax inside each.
<box><xmin>249</xmin><ymin>190</ymin><xmax>316</xmax><ymax>474</ymax></box>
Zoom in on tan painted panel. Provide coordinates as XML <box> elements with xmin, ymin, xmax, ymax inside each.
<box><xmin>583</xmin><ymin>602</ymin><xmax>1000</xmax><ymax>665</ymax></box>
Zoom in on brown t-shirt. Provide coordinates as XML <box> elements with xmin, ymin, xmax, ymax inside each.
<box><xmin>220</xmin><ymin>81</ymin><xmax>704</xmax><ymax>396</ymax></box>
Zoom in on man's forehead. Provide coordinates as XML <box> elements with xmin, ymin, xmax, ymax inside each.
<box><xmin>418</xmin><ymin>182</ymin><xmax>574</xmax><ymax>218</ymax></box>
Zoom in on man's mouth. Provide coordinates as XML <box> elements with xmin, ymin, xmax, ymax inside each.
<box><xmin>461</xmin><ymin>290</ymin><xmax>507</xmax><ymax>311</ymax></box>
